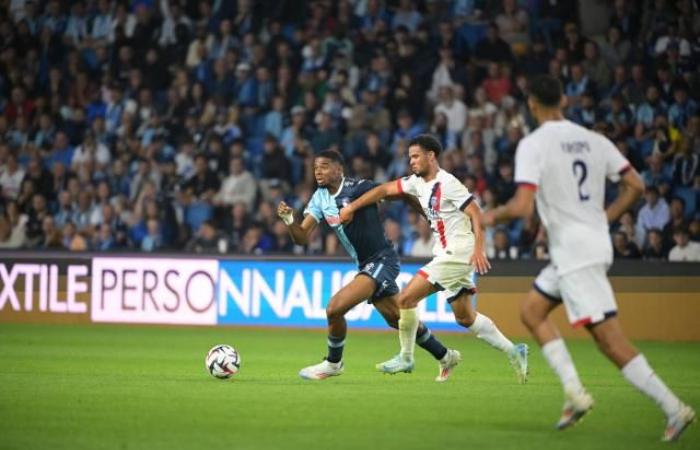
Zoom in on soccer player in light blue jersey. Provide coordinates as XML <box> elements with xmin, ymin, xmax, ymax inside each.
<box><xmin>278</xmin><ymin>150</ymin><xmax>460</xmax><ymax>381</ymax></box>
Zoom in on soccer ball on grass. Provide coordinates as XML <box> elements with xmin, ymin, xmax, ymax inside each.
<box><xmin>205</xmin><ymin>344</ymin><xmax>241</xmax><ymax>379</ymax></box>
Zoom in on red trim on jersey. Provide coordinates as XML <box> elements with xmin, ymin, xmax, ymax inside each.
<box><xmin>518</xmin><ymin>182</ymin><xmax>538</xmax><ymax>191</ymax></box>
<box><xmin>433</xmin><ymin>183</ymin><xmax>447</xmax><ymax>249</ymax></box>
<box><xmin>417</xmin><ymin>269</ymin><xmax>429</xmax><ymax>279</ymax></box>
<box><xmin>396</xmin><ymin>178</ymin><xmax>404</xmax><ymax>194</ymax></box>
<box><xmin>572</xmin><ymin>317</ymin><xmax>592</xmax><ymax>328</ymax></box>
<box><xmin>618</xmin><ymin>164</ymin><xmax>632</xmax><ymax>175</ymax></box>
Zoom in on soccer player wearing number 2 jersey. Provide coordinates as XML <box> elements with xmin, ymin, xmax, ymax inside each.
<box><xmin>484</xmin><ymin>75</ymin><xmax>695</xmax><ymax>441</ymax></box>
<box><xmin>339</xmin><ymin>135</ymin><xmax>529</xmax><ymax>383</ymax></box>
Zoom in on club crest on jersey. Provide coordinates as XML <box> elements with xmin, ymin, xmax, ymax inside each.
<box><xmin>427</xmin><ymin>182</ymin><xmax>442</xmax><ymax>220</ymax></box>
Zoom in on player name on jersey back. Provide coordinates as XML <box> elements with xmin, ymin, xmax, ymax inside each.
<box><xmin>515</xmin><ymin>120</ymin><xmax>630</xmax><ymax>275</ymax></box>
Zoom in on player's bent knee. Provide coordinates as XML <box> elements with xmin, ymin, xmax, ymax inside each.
<box><xmin>454</xmin><ymin>311</ymin><xmax>477</xmax><ymax>328</ymax></box>
<box><xmin>397</xmin><ymin>294</ymin><xmax>417</xmax><ymax>309</ymax></box>
<box><xmin>325</xmin><ymin>302</ymin><xmax>346</xmax><ymax>321</ymax></box>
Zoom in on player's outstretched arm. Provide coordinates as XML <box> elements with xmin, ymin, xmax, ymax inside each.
<box><xmin>277</xmin><ymin>201</ymin><xmax>317</xmax><ymax>245</ymax></box>
<box><xmin>606</xmin><ymin>167</ymin><xmax>644</xmax><ymax>223</ymax></box>
<box><xmin>483</xmin><ymin>185</ymin><xmax>536</xmax><ymax>226</ymax></box>
<box><xmin>464</xmin><ymin>201</ymin><xmax>492</xmax><ymax>274</ymax></box>
<box><xmin>339</xmin><ymin>180</ymin><xmax>400</xmax><ymax>224</ymax></box>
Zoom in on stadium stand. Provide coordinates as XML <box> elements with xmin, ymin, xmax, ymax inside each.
<box><xmin>0</xmin><ymin>0</ymin><xmax>698</xmax><ymax>261</ymax></box>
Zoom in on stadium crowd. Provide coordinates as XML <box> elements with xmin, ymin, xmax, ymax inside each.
<box><xmin>0</xmin><ymin>0</ymin><xmax>699</xmax><ymax>261</ymax></box>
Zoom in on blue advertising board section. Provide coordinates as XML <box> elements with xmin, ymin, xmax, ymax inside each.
<box><xmin>217</xmin><ymin>260</ymin><xmax>467</xmax><ymax>331</ymax></box>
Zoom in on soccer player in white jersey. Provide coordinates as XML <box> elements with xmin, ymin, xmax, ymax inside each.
<box><xmin>279</xmin><ymin>150</ymin><xmax>459</xmax><ymax>381</ymax></box>
<box><xmin>339</xmin><ymin>135</ymin><xmax>529</xmax><ymax>382</ymax></box>
<box><xmin>483</xmin><ymin>74</ymin><xmax>695</xmax><ymax>441</ymax></box>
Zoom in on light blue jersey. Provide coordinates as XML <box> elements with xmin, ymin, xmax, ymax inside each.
<box><xmin>304</xmin><ymin>178</ymin><xmax>393</xmax><ymax>265</ymax></box>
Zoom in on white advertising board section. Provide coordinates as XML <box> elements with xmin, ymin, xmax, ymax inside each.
<box><xmin>90</xmin><ymin>257</ymin><xmax>218</xmax><ymax>325</ymax></box>
<box><xmin>0</xmin><ymin>262</ymin><xmax>89</xmax><ymax>314</ymax></box>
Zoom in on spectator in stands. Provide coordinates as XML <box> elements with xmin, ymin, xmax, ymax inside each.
<box><xmin>490</xmin><ymin>228</ymin><xmax>516</xmax><ymax>260</ymax></box>
<box><xmin>637</xmin><ymin>185</ymin><xmax>671</xmax><ymax>236</ymax></box>
<box><xmin>600</xmin><ymin>25</ymin><xmax>631</xmax><ymax>68</ymax></box>
<box><xmin>493</xmin><ymin>159</ymin><xmax>516</xmax><ymax>205</ymax></box>
<box><xmin>582</xmin><ymin>41</ymin><xmax>611</xmax><ymax>91</ymax></box>
<box><xmin>0</xmin><ymin>153</ymin><xmax>24</xmax><ymax>200</ymax></box>
<box><xmin>214</xmin><ymin>157</ymin><xmax>257</xmax><ymax>211</ymax></box>
<box><xmin>495</xmin><ymin>0</ymin><xmax>530</xmax><ymax>53</ymax></box>
<box><xmin>668</xmin><ymin>226</ymin><xmax>700</xmax><ymax>261</ymax></box>
<box><xmin>38</xmin><ymin>216</ymin><xmax>63</xmax><ymax>249</ymax></box>
<box><xmin>182</xmin><ymin>153</ymin><xmax>220</xmax><ymax>204</ymax></box>
<box><xmin>186</xmin><ymin>220</ymin><xmax>222</xmax><ymax>254</ymax></box>
<box><xmin>642</xmin><ymin>228</ymin><xmax>668</xmax><ymax>260</ymax></box>
<box><xmin>671</xmin><ymin>135</ymin><xmax>699</xmax><ymax>189</ymax></box>
<box><xmin>0</xmin><ymin>0</ymin><xmax>696</xmax><ymax>261</ymax></box>
<box><xmin>475</xmin><ymin>22</ymin><xmax>513</xmax><ymax>66</ymax></box>
<box><xmin>667</xmin><ymin>85</ymin><xmax>698</xmax><ymax>129</ymax></box>
<box><xmin>481</xmin><ymin>62</ymin><xmax>512</xmax><ymax>105</ymax></box>
<box><xmin>613</xmin><ymin>231</ymin><xmax>641</xmax><ymax>259</ymax></box>
<box><xmin>240</xmin><ymin>222</ymin><xmax>272</xmax><ymax>255</ymax></box>
<box><xmin>565</xmin><ymin>64</ymin><xmax>590</xmax><ymax>110</ymax></box>
<box><xmin>434</xmin><ymin>84</ymin><xmax>468</xmax><ymax>134</ymax></box>
<box><xmin>93</xmin><ymin>223</ymin><xmax>117</xmax><ymax>251</ymax></box>
<box><xmin>393</xmin><ymin>0</ymin><xmax>422</xmax><ymax>33</ymax></box>
<box><xmin>271</xmin><ymin>220</ymin><xmax>295</xmax><ymax>253</ymax></box>
<box><xmin>0</xmin><ymin>207</ymin><xmax>25</xmax><ymax>249</ymax></box>
<box><xmin>664</xmin><ymin>197</ymin><xmax>689</xmax><ymax>238</ymax></box>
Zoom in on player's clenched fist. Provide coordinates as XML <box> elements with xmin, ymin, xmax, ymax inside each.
<box><xmin>277</xmin><ymin>201</ymin><xmax>294</xmax><ymax>225</ymax></box>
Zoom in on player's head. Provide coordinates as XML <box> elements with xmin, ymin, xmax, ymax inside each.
<box><xmin>527</xmin><ymin>74</ymin><xmax>565</xmax><ymax>122</ymax></box>
<box><xmin>314</xmin><ymin>150</ymin><xmax>344</xmax><ymax>188</ymax></box>
<box><xmin>407</xmin><ymin>134</ymin><xmax>442</xmax><ymax>177</ymax></box>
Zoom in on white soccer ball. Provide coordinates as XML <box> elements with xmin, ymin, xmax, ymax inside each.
<box><xmin>205</xmin><ymin>344</ymin><xmax>241</xmax><ymax>379</ymax></box>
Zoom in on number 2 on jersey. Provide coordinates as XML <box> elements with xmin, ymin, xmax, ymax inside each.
<box><xmin>572</xmin><ymin>160</ymin><xmax>590</xmax><ymax>201</ymax></box>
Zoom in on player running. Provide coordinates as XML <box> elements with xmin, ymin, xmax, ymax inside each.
<box><xmin>278</xmin><ymin>150</ymin><xmax>460</xmax><ymax>381</ymax></box>
<box><xmin>483</xmin><ymin>74</ymin><xmax>695</xmax><ymax>441</ymax></box>
<box><xmin>338</xmin><ymin>135</ymin><xmax>529</xmax><ymax>383</ymax></box>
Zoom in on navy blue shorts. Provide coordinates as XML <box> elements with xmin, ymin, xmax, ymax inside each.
<box><xmin>357</xmin><ymin>249</ymin><xmax>400</xmax><ymax>303</ymax></box>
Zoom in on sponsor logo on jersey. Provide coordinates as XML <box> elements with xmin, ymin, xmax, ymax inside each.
<box><xmin>326</xmin><ymin>215</ymin><xmax>341</xmax><ymax>226</ymax></box>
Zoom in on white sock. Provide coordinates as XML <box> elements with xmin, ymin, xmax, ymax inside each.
<box><xmin>542</xmin><ymin>338</ymin><xmax>584</xmax><ymax>394</ymax></box>
<box><xmin>470</xmin><ymin>313</ymin><xmax>515</xmax><ymax>354</ymax></box>
<box><xmin>398</xmin><ymin>308</ymin><xmax>419</xmax><ymax>361</ymax></box>
<box><xmin>622</xmin><ymin>354</ymin><xmax>682</xmax><ymax>418</ymax></box>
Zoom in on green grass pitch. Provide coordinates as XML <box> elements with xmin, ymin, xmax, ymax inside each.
<box><xmin>0</xmin><ymin>323</ymin><xmax>698</xmax><ymax>450</ymax></box>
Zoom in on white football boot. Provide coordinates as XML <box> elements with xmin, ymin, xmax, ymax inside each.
<box><xmin>299</xmin><ymin>359</ymin><xmax>344</xmax><ymax>380</ymax></box>
<box><xmin>662</xmin><ymin>403</ymin><xmax>696</xmax><ymax>442</ymax></box>
<box><xmin>376</xmin><ymin>354</ymin><xmax>414</xmax><ymax>374</ymax></box>
<box><xmin>556</xmin><ymin>388</ymin><xmax>594</xmax><ymax>430</ymax></box>
<box><xmin>509</xmin><ymin>343</ymin><xmax>529</xmax><ymax>384</ymax></box>
<box><xmin>435</xmin><ymin>349</ymin><xmax>462</xmax><ymax>382</ymax></box>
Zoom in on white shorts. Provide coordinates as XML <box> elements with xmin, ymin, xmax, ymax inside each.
<box><xmin>534</xmin><ymin>263</ymin><xmax>618</xmax><ymax>327</ymax></box>
<box><xmin>418</xmin><ymin>253</ymin><xmax>476</xmax><ymax>303</ymax></box>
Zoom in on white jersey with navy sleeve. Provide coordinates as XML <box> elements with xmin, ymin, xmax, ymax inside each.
<box><xmin>515</xmin><ymin>120</ymin><xmax>631</xmax><ymax>275</ymax></box>
<box><xmin>397</xmin><ymin>169</ymin><xmax>475</xmax><ymax>258</ymax></box>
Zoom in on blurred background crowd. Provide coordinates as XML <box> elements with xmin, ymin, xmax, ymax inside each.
<box><xmin>0</xmin><ymin>0</ymin><xmax>699</xmax><ymax>261</ymax></box>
